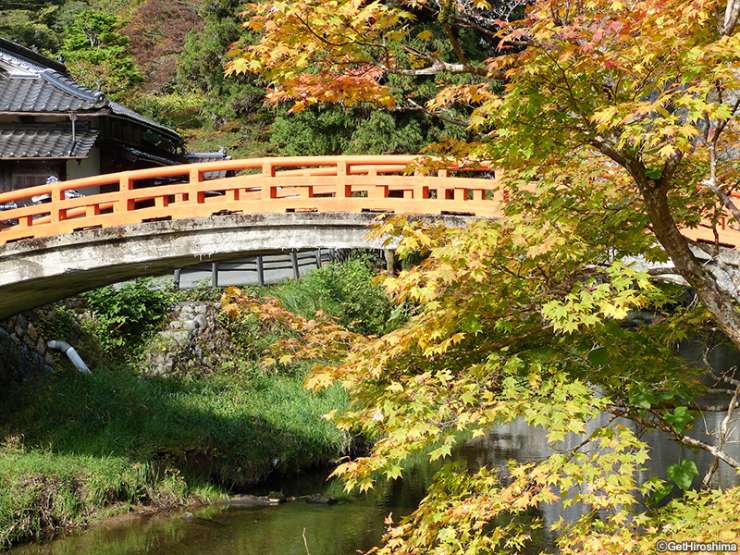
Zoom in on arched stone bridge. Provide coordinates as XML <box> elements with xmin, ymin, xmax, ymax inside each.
<box><xmin>0</xmin><ymin>155</ymin><xmax>737</xmax><ymax>319</ymax></box>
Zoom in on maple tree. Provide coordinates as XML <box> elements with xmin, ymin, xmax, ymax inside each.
<box><xmin>230</xmin><ymin>0</ymin><xmax>740</xmax><ymax>552</ymax></box>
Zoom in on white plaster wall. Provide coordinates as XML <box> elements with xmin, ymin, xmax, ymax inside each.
<box><xmin>65</xmin><ymin>148</ymin><xmax>101</xmax><ymax>194</ymax></box>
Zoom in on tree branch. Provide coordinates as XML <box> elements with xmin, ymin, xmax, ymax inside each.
<box><xmin>401</xmin><ymin>98</ymin><xmax>470</xmax><ymax>127</ymax></box>
<box><xmin>702</xmin><ymin>383</ymin><xmax>740</xmax><ymax>487</ymax></box>
<box><xmin>704</xmin><ymin>180</ymin><xmax>740</xmax><ymax>225</ymax></box>
<box><xmin>385</xmin><ymin>59</ymin><xmax>488</xmax><ymax>77</ymax></box>
<box><xmin>611</xmin><ymin>405</ymin><xmax>740</xmax><ymax>470</ymax></box>
<box><xmin>722</xmin><ymin>0</ymin><xmax>740</xmax><ymax>34</ymax></box>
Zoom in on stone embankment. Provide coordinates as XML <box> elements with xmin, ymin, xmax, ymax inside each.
<box><xmin>0</xmin><ymin>312</ymin><xmax>53</xmax><ymax>384</ymax></box>
<box><xmin>0</xmin><ymin>300</ymin><xmax>233</xmax><ymax>382</ymax></box>
<box><xmin>144</xmin><ymin>301</ymin><xmax>231</xmax><ymax>376</ymax></box>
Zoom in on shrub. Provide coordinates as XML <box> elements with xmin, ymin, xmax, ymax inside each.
<box><xmin>131</xmin><ymin>92</ymin><xmax>207</xmax><ymax>129</ymax></box>
<box><xmin>273</xmin><ymin>255</ymin><xmax>405</xmax><ymax>336</ymax></box>
<box><xmin>82</xmin><ymin>279</ymin><xmax>173</xmax><ymax>354</ymax></box>
<box><xmin>269</xmin><ymin>106</ymin><xmax>353</xmax><ymax>156</ymax></box>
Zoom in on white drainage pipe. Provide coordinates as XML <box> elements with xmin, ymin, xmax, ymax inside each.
<box><xmin>47</xmin><ymin>340</ymin><xmax>91</xmax><ymax>374</ymax></box>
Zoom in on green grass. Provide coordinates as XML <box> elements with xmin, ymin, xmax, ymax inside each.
<box><xmin>263</xmin><ymin>255</ymin><xmax>407</xmax><ymax>336</ymax></box>
<box><xmin>0</xmin><ymin>449</ymin><xmax>192</xmax><ymax>548</ymax></box>
<box><xmin>0</xmin><ymin>365</ymin><xmax>347</xmax><ymax>548</ymax></box>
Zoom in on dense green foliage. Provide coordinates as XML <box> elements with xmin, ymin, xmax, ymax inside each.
<box><xmin>59</xmin><ymin>9</ymin><xmax>141</xmax><ymax>99</ymax></box>
<box><xmin>269</xmin><ymin>106</ymin><xmax>443</xmax><ymax>156</ymax></box>
<box><xmin>82</xmin><ymin>279</ymin><xmax>173</xmax><ymax>354</ymax></box>
<box><xmin>0</xmin><ymin>0</ymin><xmax>469</xmax><ymax>157</ymax></box>
<box><xmin>0</xmin><ymin>5</ymin><xmax>60</xmax><ymax>52</ymax></box>
<box><xmin>270</xmin><ymin>255</ymin><xmax>404</xmax><ymax>336</ymax></box>
<box><xmin>173</xmin><ymin>0</ymin><xmax>262</xmax><ymax>125</ymax></box>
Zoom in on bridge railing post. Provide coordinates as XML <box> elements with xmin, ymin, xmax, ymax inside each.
<box><xmin>116</xmin><ymin>173</ymin><xmax>133</xmax><ymax>215</ymax></box>
<box><xmin>189</xmin><ymin>167</ymin><xmax>205</xmax><ymax>204</ymax></box>
<box><xmin>261</xmin><ymin>162</ymin><xmax>276</xmax><ymax>200</ymax></box>
<box><xmin>50</xmin><ymin>186</ymin><xmax>63</xmax><ymax>224</ymax></box>
<box><xmin>336</xmin><ymin>159</ymin><xmax>350</xmax><ymax>199</ymax></box>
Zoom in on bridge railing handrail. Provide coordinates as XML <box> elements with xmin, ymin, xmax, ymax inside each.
<box><xmin>0</xmin><ymin>156</ymin><xmax>502</xmax><ymax>246</ymax></box>
<box><xmin>0</xmin><ymin>156</ymin><xmax>494</xmax><ymax>205</ymax></box>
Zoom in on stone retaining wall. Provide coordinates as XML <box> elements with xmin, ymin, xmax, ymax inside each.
<box><xmin>143</xmin><ymin>301</ymin><xmax>231</xmax><ymax>376</ymax></box>
<box><xmin>0</xmin><ymin>312</ymin><xmax>54</xmax><ymax>384</ymax></box>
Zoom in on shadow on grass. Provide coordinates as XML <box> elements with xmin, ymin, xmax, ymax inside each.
<box><xmin>0</xmin><ymin>366</ymin><xmax>347</xmax><ymax>489</ymax></box>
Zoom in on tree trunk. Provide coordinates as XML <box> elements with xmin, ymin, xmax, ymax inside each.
<box><xmin>639</xmin><ymin>182</ymin><xmax>740</xmax><ymax>348</ymax></box>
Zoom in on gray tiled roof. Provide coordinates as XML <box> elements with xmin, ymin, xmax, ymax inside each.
<box><xmin>0</xmin><ymin>71</ymin><xmax>106</xmax><ymax>112</ymax></box>
<box><xmin>0</xmin><ymin>125</ymin><xmax>98</xmax><ymax>159</ymax></box>
<box><xmin>108</xmin><ymin>101</ymin><xmax>179</xmax><ymax>140</ymax></box>
<box><xmin>0</xmin><ymin>39</ymin><xmax>179</xmax><ymax>141</ymax></box>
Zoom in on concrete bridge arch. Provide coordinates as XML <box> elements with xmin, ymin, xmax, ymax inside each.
<box><xmin>0</xmin><ymin>212</ymin><xmax>471</xmax><ymax>319</ymax></box>
<box><xmin>0</xmin><ymin>155</ymin><xmax>736</xmax><ymax>319</ymax></box>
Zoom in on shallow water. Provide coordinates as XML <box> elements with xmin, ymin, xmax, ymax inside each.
<box><xmin>10</xmin><ymin>465</ymin><xmax>431</xmax><ymax>555</ymax></box>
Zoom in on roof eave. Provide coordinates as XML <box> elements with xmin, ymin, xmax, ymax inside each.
<box><xmin>0</xmin><ymin>156</ymin><xmax>89</xmax><ymax>161</ymax></box>
<box><xmin>0</xmin><ymin>110</ymin><xmax>110</xmax><ymax>117</ymax></box>
<box><xmin>106</xmin><ymin>113</ymin><xmax>182</xmax><ymax>142</ymax></box>
<box><xmin>0</xmin><ymin>110</ymin><xmax>182</xmax><ymax>142</ymax></box>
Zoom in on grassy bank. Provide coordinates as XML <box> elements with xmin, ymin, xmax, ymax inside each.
<box><xmin>0</xmin><ymin>365</ymin><xmax>346</xmax><ymax>548</ymax></box>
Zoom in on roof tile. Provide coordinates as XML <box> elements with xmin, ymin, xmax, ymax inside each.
<box><xmin>0</xmin><ymin>72</ymin><xmax>106</xmax><ymax>113</ymax></box>
<box><xmin>0</xmin><ymin>125</ymin><xmax>98</xmax><ymax>159</ymax></box>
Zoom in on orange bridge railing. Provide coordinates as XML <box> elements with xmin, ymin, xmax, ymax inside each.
<box><xmin>0</xmin><ymin>155</ymin><xmax>736</xmax><ymax>248</ymax></box>
<box><xmin>0</xmin><ymin>156</ymin><xmax>502</xmax><ymax>246</ymax></box>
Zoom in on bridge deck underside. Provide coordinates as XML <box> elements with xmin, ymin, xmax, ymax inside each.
<box><xmin>0</xmin><ymin>212</ymin><xmax>470</xmax><ymax>320</ymax></box>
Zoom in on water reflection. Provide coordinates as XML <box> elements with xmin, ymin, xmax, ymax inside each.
<box><xmin>10</xmin><ymin>479</ymin><xmax>420</xmax><ymax>555</ymax></box>
<box><xmin>460</xmin><ymin>408</ymin><xmax>739</xmax><ymax>531</ymax></box>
